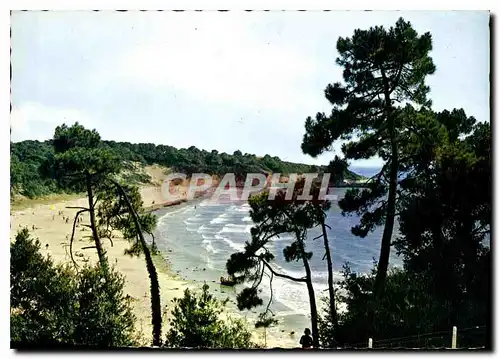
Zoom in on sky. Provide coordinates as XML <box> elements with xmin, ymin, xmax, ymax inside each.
<box><xmin>10</xmin><ymin>10</ymin><xmax>489</xmax><ymax>168</ymax></box>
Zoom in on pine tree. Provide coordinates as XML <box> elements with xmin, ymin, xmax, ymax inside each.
<box><xmin>301</xmin><ymin>18</ymin><xmax>436</xmax><ymax>298</ymax></box>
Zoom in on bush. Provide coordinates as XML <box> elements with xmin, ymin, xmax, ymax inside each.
<box><xmin>10</xmin><ymin>228</ymin><xmax>136</xmax><ymax>347</ymax></box>
<box><xmin>319</xmin><ymin>264</ymin><xmax>489</xmax><ymax>349</ymax></box>
<box><xmin>165</xmin><ymin>284</ymin><xmax>255</xmax><ymax>349</ymax></box>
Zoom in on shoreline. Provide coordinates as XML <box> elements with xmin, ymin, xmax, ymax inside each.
<box><xmin>150</xmin><ymin>191</ymin><xmax>305</xmax><ymax>348</ymax></box>
<box><xmin>9</xmin><ymin>183</ymin><xmax>292</xmax><ymax>348</ymax></box>
<box><xmin>145</xmin><ymin>198</ymin><xmax>187</xmax><ymax>212</ymax></box>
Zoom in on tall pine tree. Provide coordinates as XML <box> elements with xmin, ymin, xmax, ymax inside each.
<box><xmin>301</xmin><ymin>18</ymin><xmax>436</xmax><ymax>297</ymax></box>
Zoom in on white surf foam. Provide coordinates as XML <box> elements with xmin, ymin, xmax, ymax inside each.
<box><xmin>157</xmin><ymin>206</ymin><xmax>190</xmax><ymax>225</ymax></box>
<box><xmin>197</xmin><ymin>224</ymin><xmax>215</xmax><ymax>234</ymax></box>
<box><xmin>220</xmin><ymin>224</ymin><xmax>252</xmax><ymax>234</ymax></box>
<box><xmin>202</xmin><ymin>239</ymin><xmax>219</xmax><ymax>254</ymax></box>
<box><xmin>215</xmin><ymin>233</ymin><xmax>245</xmax><ymax>252</ymax></box>
<box><xmin>210</xmin><ymin>214</ymin><xmax>230</xmax><ymax>224</ymax></box>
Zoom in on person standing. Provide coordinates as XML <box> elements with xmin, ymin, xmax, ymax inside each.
<box><xmin>299</xmin><ymin>328</ymin><xmax>314</xmax><ymax>349</ymax></box>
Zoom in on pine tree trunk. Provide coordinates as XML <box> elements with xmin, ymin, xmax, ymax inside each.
<box><xmin>373</xmin><ymin>151</ymin><xmax>397</xmax><ymax>297</ymax></box>
<box><xmin>303</xmin><ymin>256</ymin><xmax>319</xmax><ymax>348</ymax></box>
<box><xmin>374</xmin><ymin>72</ymin><xmax>398</xmax><ymax>298</ymax></box>
<box><xmin>86</xmin><ymin>173</ymin><xmax>108</xmax><ymax>272</ymax></box>
<box><xmin>297</xmin><ymin>229</ymin><xmax>319</xmax><ymax>348</ymax></box>
<box><xmin>321</xmin><ymin>220</ymin><xmax>338</xmax><ymax>328</ymax></box>
<box><xmin>113</xmin><ymin>181</ymin><xmax>162</xmax><ymax>347</ymax></box>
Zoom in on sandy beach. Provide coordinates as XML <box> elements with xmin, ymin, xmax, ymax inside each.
<box><xmin>9</xmin><ymin>167</ymin><xmax>289</xmax><ymax>348</ymax></box>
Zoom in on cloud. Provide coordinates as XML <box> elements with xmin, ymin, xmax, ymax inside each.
<box><xmin>114</xmin><ymin>12</ymin><xmax>320</xmax><ymax>112</ymax></box>
<box><xmin>10</xmin><ymin>102</ymin><xmax>95</xmax><ymax>142</ymax></box>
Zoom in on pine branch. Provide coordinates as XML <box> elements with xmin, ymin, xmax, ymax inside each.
<box><xmin>264</xmin><ymin>271</ymin><xmax>275</xmax><ymax>316</ymax></box>
<box><xmin>251</xmin><ymin>262</ymin><xmax>265</xmax><ymax>289</ymax></box>
<box><xmin>389</xmin><ymin>61</ymin><xmax>405</xmax><ymax>94</ymax></box>
<box><xmin>69</xmin><ymin>209</ymin><xmax>87</xmax><ymax>269</ymax></box>
<box><xmin>260</xmin><ymin>259</ymin><xmax>306</xmax><ymax>283</ymax></box>
<box><xmin>312</xmin><ymin>234</ymin><xmax>324</xmax><ymax>241</ymax></box>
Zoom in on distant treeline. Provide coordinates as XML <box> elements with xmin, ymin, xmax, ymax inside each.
<box><xmin>10</xmin><ymin>139</ymin><xmax>362</xmax><ymax>199</ymax></box>
<box><xmin>11</xmin><ymin>140</ymin><xmax>61</xmax><ymax>198</ymax></box>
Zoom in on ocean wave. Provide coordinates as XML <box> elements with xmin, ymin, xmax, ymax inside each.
<box><xmin>225</xmin><ymin>204</ymin><xmax>251</xmax><ymax>213</ymax></box>
<box><xmin>157</xmin><ymin>206</ymin><xmax>190</xmax><ymax>225</ymax></box>
<box><xmin>197</xmin><ymin>224</ymin><xmax>217</xmax><ymax>234</ymax></box>
<box><xmin>184</xmin><ymin>215</ymin><xmax>205</xmax><ymax>223</ymax></box>
<box><xmin>220</xmin><ymin>224</ymin><xmax>252</xmax><ymax>234</ymax></box>
<box><xmin>257</xmin><ymin>268</ymin><xmax>332</xmax><ymax>315</ymax></box>
<box><xmin>202</xmin><ymin>239</ymin><xmax>219</xmax><ymax>254</ymax></box>
<box><xmin>210</xmin><ymin>215</ymin><xmax>231</xmax><ymax>224</ymax></box>
<box><xmin>215</xmin><ymin>234</ymin><xmax>245</xmax><ymax>252</ymax></box>
<box><xmin>154</xmin><ymin>199</ymin><xmax>376</xmax><ymax>321</ymax></box>
<box><xmin>214</xmin><ymin>234</ymin><xmax>227</xmax><ymax>241</ymax></box>
<box><xmin>261</xmin><ymin>276</ymin><xmax>310</xmax><ymax>314</ymax></box>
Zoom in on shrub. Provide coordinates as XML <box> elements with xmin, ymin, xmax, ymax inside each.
<box><xmin>319</xmin><ymin>264</ymin><xmax>489</xmax><ymax>349</ymax></box>
<box><xmin>10</xmin><ymin>229</ymin><xmax>136</xmax><ymax>347</ymax></box>
<box><xmin>165</xmin><ymin>283</ymin><xmax>255</xmax><ymax>349</ymax></box>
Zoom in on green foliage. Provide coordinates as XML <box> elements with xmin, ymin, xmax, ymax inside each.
<box><xmin>299</xmin><ymin>17</ymin><xmax>490</xmax><ymax>349</ymax></box>
<box><xmin>255</xmin><ymin>312</ymin><xmax>278</xmax><ymax>348</ymax></box>
<box><xmin>42</xmin><ymin>122</ymin><xmax>162</xmax><ymax>345</ymax></box>
<box><xmin>10</xmin><ymin>229</ymin><xmax>136</xmax><ymax>347</ymax></box>
<box><xmin>102</xmin><ymin>140</ymin><xmax>361</xmax><ymax>178</ymax></box>
<box><xmin>10</xmin><ymin>228</ymin><xmax>75</xmax><ymax>344</ymax></box>
<box><xmin>302</xmin><ymin>18</ymin><xmax>436</xmax><ymax>157</ymax></box>
<box><xmin>96</xmin><ymin>182</ymin><xmax>158</xmax><ymax>256</ymax></box>
<box><xmin>396</xmin><ymin>121</ymin><xmax>491</xmax><ymax>305</ymax></box>
<box><xmin>10</xmin><ymin>140</ymin><xmax>61</xmax><ymax>198</ymax></box>
<box><xmin>302</xmin><ymin>18</ymin><xmax>437</xmax><ymax>233</ymax></box>
<box><xmin>226</xmin><ymin>179</ymin><xmax>331</xmax><ymax>348</ymax></box>
<box><xmin>319</xmin><ymin>118</ymin><xmax>491</xmax><ymax>349</ymax></box>
<box><xmin>164</xmin><ymin>284</ymin><xmax>255</xmax><ymax>349</ymax></box>
<box><xmin>50</xmin><ymin>123</ymin><xmax>123</xmax><ymax>193</ymax></box>
<box><xmin>99</xmin><ymin>179</ymin><xmax>162</xmax><ymax>346</ymax></box>
<box><xmin>11</xmin><ymin>121</ymin><xmax>363</xmax><ymax>200</ymax></box>
<box><xmin>255</xmin><ymin>312</ymin><xmax>278</xmax><ymax>329</ymax></box>
<box><xmin>70</xmin><ymin>265</ymin><xmax>136</xmax><ymax>347</ymax></box>
<box><xmin>52</xmin><ymin>123</ymin><xmax>101</xmax><ymax>153</ymax></box>
<box><xmin>321</xmin><ymin>265</ymin><xmax>488</xmax><ymax>348</ymax></box>
<box><xmin>226</xmin><ymin>187</ymin><xmax>316</xmax><ymax>310</ymax></box>
<box><xmin>302</xmin><ymin>17</ymin><xmax>440</xmax><ymax>297</ymax></box>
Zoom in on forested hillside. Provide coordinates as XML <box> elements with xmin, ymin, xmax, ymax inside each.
<box><xmin>10</xmin><ymin>137</ymin><xmax>363</xmax><ymax>199</ymax></box>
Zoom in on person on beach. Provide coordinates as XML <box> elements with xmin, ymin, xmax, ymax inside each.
<box><xmin>299</xmin><ymin>328</ymin><xmax>313</xmax><ymax>349</ymax></box>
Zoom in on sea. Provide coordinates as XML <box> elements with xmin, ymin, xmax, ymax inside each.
<box><xmin>152</xmin><ymin>168</ymin><xmax>402</xmax><ymax>342</ymax></box>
